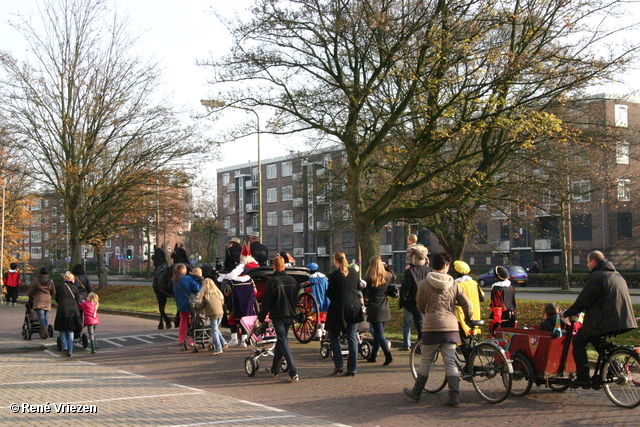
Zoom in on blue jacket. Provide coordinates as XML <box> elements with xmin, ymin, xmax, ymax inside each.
<box><xmin>307</xmin><ymin>272</ymin><xmax>330</xmax><ymax>312</ymax></box>
<box><xmin>173</xmin><ymin>275</ymin><xmax>201</xmax><ymax>313</ymax></box>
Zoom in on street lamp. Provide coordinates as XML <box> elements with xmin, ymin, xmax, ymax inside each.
<box><xmin>200</xmin><ymin>100</ymin><xmax>262</xmax><ymax>239</ymax></box>
<box><xmin>0</xmin><ymin>185</ymin><xmax>5</xmax><ymax>302</ymax></box>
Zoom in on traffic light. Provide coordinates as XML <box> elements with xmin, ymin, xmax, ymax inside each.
<box><xmin>125</xmin><ymin>248</ymin><xmax>133</xmax><ymax>260</ymax></box>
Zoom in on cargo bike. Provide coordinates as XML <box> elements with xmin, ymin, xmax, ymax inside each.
<box><xmin>495</xmin><ymin>315</ymin><xmax>640</xmax><ymax>409</ymax></box>
<box><xmin>409</xmin><ymin>319</ymin><xmax>514</xmax><ymax>404</ymax></box>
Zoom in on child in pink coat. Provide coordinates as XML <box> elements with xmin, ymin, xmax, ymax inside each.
<box><xmin>78</xmin><ymin>292</ymin><xmax>100</xmax><ymax>353</ymax></box>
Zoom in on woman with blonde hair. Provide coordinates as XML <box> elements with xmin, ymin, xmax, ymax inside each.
<box><xmin>195</xmin><ymin>278</ymin><xmax>227</xmax><ymax>354</ymax></box>
<box><xmin>364</xmin><ymin>256</ymin><xmax>394</xmax><ymax>365</ymax></box>
<box><xmin>54</xmin><ymin>272</ymin><xmax>83</xmax><ymax>357</ymax></box>
<box><xmin>325</xmin><ymin>251</ymin><xmax>365</xmax><ymax>376</ymax></box>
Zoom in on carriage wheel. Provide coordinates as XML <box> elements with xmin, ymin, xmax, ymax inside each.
<box><xmin>245</xmin><ymin>357</ymin><xmax>257</xmax><ymax>377</ymax></box>
<box><xmin>292</xmin><ymin>292</ymin><xmax>319</xmax><ymax>344</ymax></box>
<box><xmin>22</xmin><ymin>323</ymin><xmax>29</xmax><ymax>340</ymax></box>
<box><xmin>510</xmin><ymin>353</ymin><xmax>534</xmax><ymax>397</ymax></box>
<box><xmin>360</xmin><ymin>340</ymin><xmax>372</xmax><ymax>360</ymax></box>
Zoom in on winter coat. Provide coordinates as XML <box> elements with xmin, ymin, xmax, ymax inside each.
<box><xmin>490</xmin><ymin>280</ymin><xmax>517</xmax><ymax>322</ymax></box>
<box><xmin>399</xmin><ymin>264</ymin><xmax>433</xmax><ymax>310</ymax></box>
<box><xmin>54</xmin><ymin>281</ymin><xmax>83</xmax><ymax>332</ymax></box>
<box><xmin>28</xmin><ymin>275</ymin><xmax>56</xmax><ymax>311</ymax></box>
<box><xmin>454</xmin><ymin>276</ymin><xmax>482</xmax><ymax>336</ymax></box>
<box><xmin>224</xmin><ymin>244</ymin><xmax>242</xmax><ymax>271</ymax></box>
<box><xmin>406</xmin><ymin>244</ymin><xmax>428</xmax><ymax>266</ymax></box>
<box><xmin>258</xmin><ymin>271</ymin><xmax>298</xmax><ymax>322</ymax></box>
<box><xmin>74</xmin><ymin>273</ymin><xmax>93</xmax><ymax>302</ymax></box>
<box><xmin>416</xmin><ymin>272</ymin><xmax>472</xmax><ymax>333</ymax></box>
<box><xmin>3</xmin><ymin>269</ymin><xmax>20</xmax><ymax>287</ymax></box>
<box><xmin>250</xmin><ymin>241</ymin><xmax>269</xmax><ymax>266</ymax></box>
<box><xmin>564</xmin><ymin>260</ymin><xmax>637</xmax><ymax>338</ymax></box>
<box><xmin>194</xmin><ymin>286</ymin><xmax>225</xmax><ymax>319</ymax></box>
<box><xmin>325</xmin><ymin>267</ymin><xmax>365</xmax><ymax>332</ymax></box>
<box><xmin>173</xmin><ymin>275</ymin><xmax>201</xmax><ymax>313</ymax></box>
<box><xmin>306</xmin><ymin>272</ymin><xmax>330</xmax><ymax>312</ymax></box>
<box><xmin>363</xmin><ymin>273</ymin><xmax>392</xmax><ymax>323</ymax></box>
<box><xmin>78</xmin><ymin>300</ymin><xmax>100</xmax><ymax>326</ymax></box>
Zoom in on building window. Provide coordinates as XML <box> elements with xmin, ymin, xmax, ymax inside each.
<box><xmin>31</xmin><ymin>247</ymin><xmax>42</xmax><ymax>260</ymax></box>
<box><xmin>617</xmin><ymin>179</ymin><xmax>631</xmax><ymax>202</ymax></box>
<box><xmin>31</xmin><ymin>231</ymin><xmax>42</xmax><ymax>243</ymax></box>
<box><xmin>282</xmin><ymin>234</ymin><xmax>293</xmax><ymax>250</ymax></box>
<box><xmin>31</xmin><ymin>200</ymin><xmax>41</xmax><ymax>211</ymax></box>
<box><xmin>105</xmin><ymin>239</ymin><xmax>111</xmax><ymax>248</ymax></box>
<box><xmin>618</xmin><ymin>212</ymin><xmax>632</xmax><ymax>239</ymax></box>
<box><xmin>616</xmin><ymin>141</ymin><xmax>630</xmax><ymax>164</ymax></box>
<box><xmin>222</xmin><ymin>173</ymin><xmax>230</xmax><ymax>186</ymax></box>
<box><xmin>572</xmin><ymin>213</ymin><xmax>592</xmax><ymax>241</ymax></box>
<box><xmin>342</xmin><ymin>205</ymin><xmax>352</xmax><ymax>221</ymax></box>
<box><xmin>615</xmin><ymin>104</ymin><xmax>629</xmax><ymax>127</ymax></box>
<box><xmin>571</xmin><ymin>180</ymin><xmax>591</xmax><ymax>202</ymax></box>
<box><xmin>282</xmin><ymin>161</ymin><xmax>293</xmax><ymax>177</ymax></box>
<box><xmin>267</xmin><ymin>212</ymin><xmax>278</xmax><ymax>226</ymax></box>
<box><xmin>282</xmin><ymin>210</ymin><xmax>293</xmax><ymax>225</ymax></box>
<box><xmin>223</xmin><ymin>195</ymin><xmax>230</xmax><ymax>208</ymax></box>
<box><xmin>224</xmin><ymin>217</ymin><xmax>231</xmax><ymax>229</ymax></box>
<box><xmin>51</xmin><ymin>223</ymin><xmax>57</xmax><ymax>234</ymax></box>
<box><xmin>267</xmin><ymin>235</ymin><xmax>278</xmax><ymax>250</ymax></box>
<box><xmin>266</xmin><ymin>164</ymin><xmax>277</xmax><ymax>179</ymax></box>
<box><xmin>267</xmin><ymin>188</ymin><xmax>278</xmax><ymax>203</ymax></box>
<box><xmin>282</xmin><ymin>185</ymin><xmax>293</xmax><ymax>201</ymax></box>
<box><xmin>474</xmin><ymin>222</ymin><xmax>488</xmax><ymax>244</ymax></box>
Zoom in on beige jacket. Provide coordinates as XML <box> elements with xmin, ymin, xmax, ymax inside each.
<box><xmin>195</xmin><ymin>285</ymin><xmax>225</xmax><ymax>319</ymax></box>
<box><xmin>416</xmin><ymin>271</ymin><xmax>472</xmax><ymax>333</ymax></box>
<box><xmin>406</xmin><ymin>244</ymin><xmax>428</xmax><ymax>266</ymax></box>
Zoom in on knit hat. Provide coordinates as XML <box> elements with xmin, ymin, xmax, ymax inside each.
<box><xmin>453</xmin><ymin>260</ymin><xmax>470</xmax><ymax>275</ymax></box>
<box><xmin>494</xmin><ymin>266</ymin><xmax>509</xmax><ymax>281</ymax></box>
<box><xmin>306</xmin><ymin>263</ymin><xmax>318</xmax><ymax>272</ymax></box>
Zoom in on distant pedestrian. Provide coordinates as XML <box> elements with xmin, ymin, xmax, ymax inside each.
<box><xmin>490</xmin><ymin>266</ymin><xmax>517</xmax><ymax>336</ymax></box>
<box><xmin>71</xmin><ymin>264</ymin><xmax>93</xmax><ymax>302</ymax></box>
<box><xmin>452</xmin><ymin>260</ymin><xmax>483</xmax><ymax>336</ymax></box>
<box><xmin>195</xmin><ymin>278</ymin><xmax>227</xmax><ymax>355</ymax></box>
<box><xmin>173</xmin><ymin>263</ymin><xmax>201</xmax><ymax>349</ymax></box>
<box><xmin>54</xmin><ymin>272</ymin><xmax>83</xmax><ymax>357</ymax></box>
<box><xmin>4</xmin><ymin>262</ymin><xmax>21</xmax><ymax>306</ymax></box>
<box><xmin>224</xmin><ymin>237</ymin><xmax>242</xmax><ymax>271</ymax></box>
<box><xmin>363</xmin><ymin>256</ymin><xmax>393</xmax><ymax>366</ymax></box>
<box><xmin>78</xmin><ymin>292</ymin><xmax>100</xmax><ymax>354</ymax></box>
<box><xmin>400</xmin><ymin>250</ymin><xmax>432</xmax><ymax>345</ymax></box>
<box><xmin>28</xmin><ymin>267</ymin><xmax>56</xmax><ymax>339</ymax></box>
<box><xmin>249</xmin><ymin>232</ymin><xmax>269</xmax><ymax>266</ymax></box>
<box><xmin>305</xmin><ymin>262</ymin><xmax>330</xmax><ymax>339</ymax></box>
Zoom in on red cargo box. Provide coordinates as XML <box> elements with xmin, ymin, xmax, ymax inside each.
<box><xmin>496</xmin><ymin>328</ymin><xmax>576</xmax><ymax>376</ymax></box>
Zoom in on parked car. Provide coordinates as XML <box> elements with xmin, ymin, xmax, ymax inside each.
<box><xmin>477</xmin><ymin>265</ymin><xmax>529</xmax><ymax>287</ymax></box>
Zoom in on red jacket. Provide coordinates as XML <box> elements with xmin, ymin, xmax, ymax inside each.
<box><xmin>78</xmin><ymin>301</ymin><xmax>100</xmax><ymax>325</ymax></box>
<box><xmin>4</xmin><ymin>270</ymin><xmax>21</xmax><ymax>287</ymax></box>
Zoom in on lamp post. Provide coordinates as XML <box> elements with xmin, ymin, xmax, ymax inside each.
<box><xmin>200</xmin><ymin>100</ymin><xmax>262</xmax><ymax>239</ymax></box>
<box><xmin>0</xmin><ymin>185</ymin><xmax>5</xmax><ymax>301</ymax></box>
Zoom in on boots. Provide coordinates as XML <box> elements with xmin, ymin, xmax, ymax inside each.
<box><xmin>443</xmin><ymin>376</ymin><xmax>460</xmax><ymax>407</ymax></box>
<box><xmin>90</xmin><ymin>340</ymin><xmax>97</xmax><ymax>354</ymax></box>
<box><xmin>240</xmin><ymin>334</ymin><xmax>247</xmax><ymax>347</ymax></box>
<box><xmin>404</xmin><ymin>375</ymin><xmax>428</xmax><ymax>402</ymax></box>
<box><xmin>382</xmin><ymin>348</ymin><xmax>393</xmax><ymax>366</ymax></box>
<box><xmin>228</xmin><ymin>333</ymin><xmax>239</xmax><ymax>346</ymax></box>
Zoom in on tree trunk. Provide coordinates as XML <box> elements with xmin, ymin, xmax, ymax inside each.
<box><xmin>559</xmin><ymin>199</ymin><xmax>572</xmax><ymax>290</ymax></box>
<box><xmin>93</xmin><ymin>244</ymin><xmax>109</xmax><ymax>289</ymax></box>
<box><xmin>355</xmin><ymin>219</ymin><xmax>381</xmax><ymax>276</ymax></box>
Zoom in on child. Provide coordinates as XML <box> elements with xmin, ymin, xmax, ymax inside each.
<box><xmin>305</xmin><ymin>263</ymin><xmax>330</xmax><ymax>339</ymax></box>
<box><xmin>539</xmin><ymin>302</ymin><xmax>564</xmax><ymax>332</ymax></box>
<box><xmin>195</xmin><ymin>278</ymin><xmax>227</xmax><ymax>355</ymax></box>
<box><xmin>78</xmin><ymin>292</ymin><xmax>100</xmax><ymax>353</ymax></box>
<box><xmin>3</xmin><ymin>262</ymin><xmax>21</xmax><ymax>306</ymax></box>
<box><xmin>489</xmin><ymin>266</ymin><xmax>517</xmax><ymax>336</ymax></box>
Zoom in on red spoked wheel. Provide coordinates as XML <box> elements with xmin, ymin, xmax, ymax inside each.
<box><xmin>293</xmin><ymin>292</ymin><xmax>319</xmax><ymax>344</ymax></box>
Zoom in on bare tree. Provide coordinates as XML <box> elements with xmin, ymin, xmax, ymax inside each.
<box><xmin>0</xmin><ymin>0</ymin><xmax>210</xmax><ymax>269</ymax></box>
<box><xmin>203</xmin><ymin>0</ymin><xmax>638</xmax><ymax>269</ymax></box>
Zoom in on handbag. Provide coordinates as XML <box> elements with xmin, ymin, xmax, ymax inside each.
<box><xmin>386</xmin><ymin>283</ymin><xmax>399</xmax><ymax>298</ymax></box>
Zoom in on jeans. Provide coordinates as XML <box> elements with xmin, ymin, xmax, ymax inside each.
<box><xmin>59</xmin><ymin>330</ymin><xmax>75</xmax><ymax>355</ymax></box>
<box><xmin>271</xmin><ymin>317</ymin><xmax>297</xmax><ymax>377</ymax></box>
<box><xmin>370</xmin><ymin>321</ymin><xmax>390</xmax><ymax>357</ymax></box>
<box><xmin>35</xmin><ymin>309</ymin><xmax>48</xmax><ymax>328</ymax></box>
<box><xmin>330</xmin><ymin>323</ymin><xmax>358</xmax><ymax>373</ymax></box>
<box><xmin>210</xmin><ymin>317</ymin><xmax>226</xmax><ymax>352</ymax></box>
<box><xmin>410</xmin><ymin>306</ymin><xmax>424</xmax><ymax>341</ymax></box>
<box><xmin>419</xmin><ymin>342</ymin><xmax>458</xmax><ymax>378</ymax></box>
<box><xmin>402</xmin><ymin>308</ymin><xmax>413</xmax><ymax>349</ymax></box>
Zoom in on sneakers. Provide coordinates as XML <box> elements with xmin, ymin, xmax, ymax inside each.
<box><xmin>61</xmin><ymin>350</ymin><xmax>68</xmax><ymax>357</ymax></box>
<box><xmin>399</xmin><ymin>347</ymin><xmax>410</xmax><ymax>352</ymax></box>
<box><xmin>227</xmin><ymin>339</ymin><xmax>239</xmax><ymax>346</ymax></box>
<box><xmin>286</xmin><ymin>374</ymin><xmax>299</xmax><ymax>383</ymax></box>
<box><xmin>13</xmin><ymin>303</ymin><xmax>16</xmax><ymax>307</ymax></box>
<box><xmin>222</xmin><ymin>342</ymin><xmax>229</xmax><ymax>350</ymax></box>
<box><xmin>265</xmin><ymin>367</ymin><xmax>278</xmax><ymax>377</ymax></box>
<box><xmin>213</xmin><ymin>351</ymin><xmax>223</xmax><ymax>356</ymax></box>
<box><xmin>240</xmin><ymin>341</ymin><xmax>247</xmax><ymax>348</ymax></box>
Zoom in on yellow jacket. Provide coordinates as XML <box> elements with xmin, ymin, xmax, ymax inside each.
<box><xmin>455</xmin><ymin>276</ymin><xmax>482</xmax><ymax>336</ymax></box>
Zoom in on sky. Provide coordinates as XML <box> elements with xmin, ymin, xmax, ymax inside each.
<box><xmin>1</xmin><ymin>0</ymin><xmax>640</xmax><ymax>181</ymax></box>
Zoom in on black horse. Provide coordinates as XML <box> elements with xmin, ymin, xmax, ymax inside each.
<box><xmin>152</xmin><ymin>245</ymin><xmax>191</xmax><ymax>329</ymax></box>
<box><xmin>151</xmin><ymin>245</ymin><xmax>218</xmax><ymax>329</ymax></box>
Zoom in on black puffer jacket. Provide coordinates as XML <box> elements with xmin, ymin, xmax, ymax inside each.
<box><xmin>258</xmin><ymin>271</ymin><xmax>298</xmax><ymax>322</ymax></box>
<box><xmin>564</xmin><ymin>260</ymin><xmax>637</xmax><ymax>338</ymax></box>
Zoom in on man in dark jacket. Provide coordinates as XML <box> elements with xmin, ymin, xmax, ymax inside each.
<box><xmin>223</xmin><ymin>237</ymin><xmax>242</xmax><ymax>271</ymax></box>
<box><xmin>563</xmin><ymin>251</ymin><xmax>637</xmax><ymax>388</ymax></box>
<box><xmin>257</xmin><ymin>255</ymin><xmax>299</xmax><ymax>382</ymax></box>
<box><xmin>399</xmin><ymin>258</ymin><xmax>433</xmax><ymax>342</ymax></box>
<box><xmin>249</xmin><ymin>232</ymin><xmax>269</xmax><ymax>266</ymax></box>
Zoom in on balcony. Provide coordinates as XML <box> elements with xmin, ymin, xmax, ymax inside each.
<box><xmin>317</xmin><ymin>247</ymin><xmax>328</xmax><ymax>256</ymax></box>
<box><xmin>317</xmin><ymin>221</ymin><xmax>330</xmax><ymax>231</ymax></box>
<box><xmin>245</xmin><ymin>180</ymin><xmax>257</xmax><ymax>189</ymax></box>
<box><xmin>534</xmin><ymin>238</ymin><xmax>560</xmax><ymax>251</ymax></box>
<box><xmin>293</xmin><ymin>222</ymin><xmax>304</xmax><ymax>233</ymax></box>
<box><xmin>246</xmin><ymin>203</ymin><xmax>258</xmax><ymax>213</ymax></box>
<box><xmin>491</xmin><ymin>240</ymin><xmax>510</xmax><ymax>253</ymax></box>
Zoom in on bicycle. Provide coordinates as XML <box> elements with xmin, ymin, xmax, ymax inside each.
<box><xmin>409</xmin><ymin>320</ymin><xmax>513</xmax><ymax>404</ymax></box>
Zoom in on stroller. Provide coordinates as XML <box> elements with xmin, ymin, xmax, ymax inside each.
<box><xmin>56</xmin><ymin>325</ymin><xmax>89</xmax><ymax>350</ymax></box>
<box><xmin>22</xmin><ymin>301</ymin><xmax>53</xmax><ymax>340</ymax></box>
<box><xmin>182</xmin><ymin>305</ymin><xmax>213</xmax><ymax>352</ymax></box>
<box><xmin>240</xmin><ymin>315</ymin><xmax>289</xmax><ymax>376</ymax></box>
<box><xmin>319</xmin><ymin>320</ymin><xmax>372</xmax><ymax>360</ymax></box>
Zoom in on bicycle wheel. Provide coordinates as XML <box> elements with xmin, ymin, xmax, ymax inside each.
<box><xmin>510</xmin><ymin>353</ymin><xmax>534</xmax><ymax>397</ymax></box>
<box><xmin>409</xmin><ymin>339</ymin><xmax>447</xmax><ymax>393</ymax></box>
<box><xmin>292</xmin><ymin>292</ymin><xmax>319</xmax><ymax>344</ymax></box>
<box><xmin>469</xmin><ymin>342</ymin><xmax>512</xmax><ymax>404</ymax></box>
<box><xmin>602</xmin><ymin>348</ymin><xmax>640</xmax><ymax>408</ymax></box>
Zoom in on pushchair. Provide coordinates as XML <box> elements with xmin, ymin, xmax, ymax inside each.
<box><xmin>182</xmin><ymin>305</ymin><xmax>213</xmax><ymax>352</ymax></box>
<box><xmin>240</xmin><ymin>315</ymin><xmax>289</xmax><ymax>377</ymax></box>
<box><xmin>319</xmin><ymin>320</ymin><xmax>372</xmax><ymax>360</ymax></box>
<box><xmin>56</xmin><ymin>325</ymin><xmax>89</xmax><ymax>350</ymax></box>
<box><xmin>21</xmin><ymin>301</ymin><xmax>53</xmax><ymax>340</ymax></box>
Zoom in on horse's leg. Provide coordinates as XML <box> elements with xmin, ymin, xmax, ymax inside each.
<box><xmin>156</xmin><ymin>292</ymin><xmax>172</xmax><ymax>330</ymax></box>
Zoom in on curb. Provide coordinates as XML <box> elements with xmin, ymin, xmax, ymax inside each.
<box><xmin>0</xmin><ymin>342</ymin><xmax>46</xmax><ymax>354</ymax></box>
